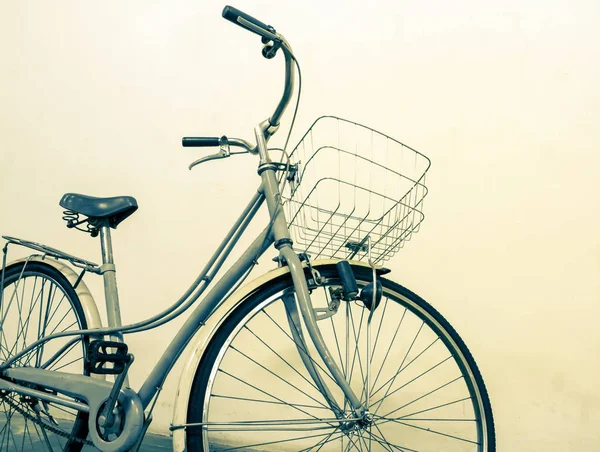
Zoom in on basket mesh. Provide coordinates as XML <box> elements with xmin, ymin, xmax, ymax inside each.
<box><xmin>283</xmin><ymin>116</ymin><xmax>430</xmax><ymax>264</ymax></box>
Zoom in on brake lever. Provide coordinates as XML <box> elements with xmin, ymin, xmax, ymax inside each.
<box><xmin>188</xmin><ymin>137</ymin><xmax>230</xmax><ymax>170</ymax></box>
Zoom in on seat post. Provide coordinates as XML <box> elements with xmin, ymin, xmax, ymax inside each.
<box><xmin>99</xmin><ymin>223</ymin><xmax>126</xmax><ymax>345</ymax></box>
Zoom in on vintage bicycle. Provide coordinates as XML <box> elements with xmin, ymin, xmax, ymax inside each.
<box><xmin>0</xmin><ymin>5</ymin><xmax>495</xmax><ymax>451</ymax></box>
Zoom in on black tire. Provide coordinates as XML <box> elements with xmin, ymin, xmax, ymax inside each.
<box><xmin>187</xmin><ymin>263</ymin><xmax>495</xmax><ymax>451</ymax></box>
<box><xmin>0</xmin><ymin>261</ymin><xmax>90</xmax><ymax>451</ymax></box>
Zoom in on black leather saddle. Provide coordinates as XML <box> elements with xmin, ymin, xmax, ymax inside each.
<box><xmin>60</xmin><ymin>193</ymin><xmax>138</xmax><ymax>228</ymax></box>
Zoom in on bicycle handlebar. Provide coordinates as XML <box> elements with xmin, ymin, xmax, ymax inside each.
<box><xmin>222</xmin><ymin>5</ymin><xmax>275</xmax><ymax>38</ymax></box>
<box><xmin>184</xmin><ymin>6</ymin><xmax>295</xmax><ymax>165</ymax></box>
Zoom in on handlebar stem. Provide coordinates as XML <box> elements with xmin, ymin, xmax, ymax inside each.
<box><xmin>255</xmin><ymin>120</ymin><xmax>272</xmax><ymax>164</ymax></box>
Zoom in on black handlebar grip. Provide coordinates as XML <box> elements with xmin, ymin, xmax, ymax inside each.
<box><xmin>222</xmin><ymin>5</ymin><xmax>272</xmax><ymax>36</ymax></box>
<box><xmin>182</xmin><ymin>137</ymin><xmax>220</xmax><ymax>147</ymax></box>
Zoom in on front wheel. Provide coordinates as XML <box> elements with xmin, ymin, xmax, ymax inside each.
<box><xmin>187</xmin><ymin>263</ymin><xmax>495</xmax><ymax>451</ymax></box>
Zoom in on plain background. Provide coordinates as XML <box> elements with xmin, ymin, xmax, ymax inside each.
<box><xmin>1</xmin><ymin>1</ymin><xmax>599</xmax><ymax>450</ymax></box>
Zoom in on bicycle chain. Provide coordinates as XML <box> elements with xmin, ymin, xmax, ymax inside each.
<box><xmin>0</xmin><ymin>393</ymin><xmax>95</xmax><ymax>447</ymax></box>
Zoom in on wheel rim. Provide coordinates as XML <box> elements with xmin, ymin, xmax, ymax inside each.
<box><xmin>0</xmin><ymin>267</ymin><xmax>88</xmax><ymax>451</ymax></box>
<box><xmin>199</xmin><ymin>276</ymin><xmax>491</xmax><ymax>451</ymax></box>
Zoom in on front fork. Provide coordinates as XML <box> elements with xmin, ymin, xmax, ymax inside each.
<box><xmin>258</xmin><ymin>153</ymin><xmax>366</xmax><ymax>418</ymax></box>
<box><xmin>279</xmin><ymin>247</ymin><xmax>364</xmax><ymax>415</ymax></box>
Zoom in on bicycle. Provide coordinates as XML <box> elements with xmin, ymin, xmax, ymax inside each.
<box><xmin>0</xmin><ymin>5</ymin><xmax>495</xmax><ymax>452</ymax></box>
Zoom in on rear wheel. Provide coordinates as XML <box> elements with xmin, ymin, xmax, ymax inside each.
<box><xmin>187</xmin><ymin>264</ymin><xmax>495</xmax><ymax>451</ymax></box>
<box><xmin>0</xmin><ymin>261</ymin><xmax>90</xmax><ymax>451</ymax></box>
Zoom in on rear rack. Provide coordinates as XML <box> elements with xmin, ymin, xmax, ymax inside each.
<box><xmin>2</xmin><ymin>236</ymin><xmax>101</xmax><ymax>274</ymax></box>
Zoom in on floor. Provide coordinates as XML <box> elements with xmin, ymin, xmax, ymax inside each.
<box><xmin>82</xmin><ymin>432</ymin><xmax>172</xmax><ymax>451</ymax></box>
<box><xmin>1</xmin><ymin>416</ymin><xmax>173</xmax><ymax>451</ymax></box>
<box><xmin>21</xmin><ymin>431</ymin><xmax>172</xmax><ymax>451</ymax></box>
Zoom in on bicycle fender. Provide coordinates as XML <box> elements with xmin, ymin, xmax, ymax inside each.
<box><xmin>171</xmin><ymin>258</ymin><xmax>385</xmax><ymax>452</ymax></box>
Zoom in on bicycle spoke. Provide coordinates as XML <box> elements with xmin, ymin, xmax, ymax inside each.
<box><xmin>343</xmin><ymin>431</ymin><xmax>361</xmax><ymax>452</ymax></box>
<box><xmin>43</xmin><ymin>340</ymin><xmax>80</xmax><ymax>371</ymax></box>
<box><xmin>46</xmin><ymin>403</ymin><xmax>77</xmax><ymax>418</ymax></box>
<box><xmin>345</xmin><ymin>302</ymin><xmax>350</xmax><ymax>410</ymax></box>
<box><xmin>395</xmin><ymin>396</ymin><xmax>472</xmax><ymax>420</ymax></box>
<box><xmin>346</xmin><ymin>307</ymin><xmax>367</xmax><ymax>395</ymax></box>
<box><xmin>50</xmin><ymin>356</ymin><xmax>83</xmax><ymax>372</ymax></box>
<box><xmin>16</xmin><ymin>280</ymin><xmax>42</xmax><ymax>359</ymax></box>
<box><xmin>217</xmin><ymin>369</ymin><xmax>325</xmax><ymax>423</ymax></box>
<box><xmin>369</xmin><ymin>307</ymin><xmax>407</xmax><ymax>395</ymax></box>
<box><xmin>370</xmin><ymin>297</ymin><xmax>389</xmax><ymax>365</ymax></box>
<box><xmin>217</xmin><ymin>430</ymin><xmax>338</xmax><ymax>451</ymax></box>
<box><xmin>386</xmin><ymin>419</ymin><xmax>480</xmax><ymax>445</ymax></box>
<box><xmin>17</xmin><ymin>276</ymin><xmax>28</xmax><ymax>351</ymax></box>
<box><xmin>25</xmin><ymin>318</ymin><xmax>79</xmax><ymax>369</ymax></box>
<box><xmin>262</xmin><ymin>309</ymin><xmax>337</xmax><ymax>385</ymax></box>
<box><xmin>365</xmin><ymin>426</ymin><xmax>416</xmax><ymax>452</ymax></box>
<box><xmin>298</xmin><ymin>428</ymin><xmax>342</xmax><ymax>452</ymax></box>
<box><xmin>371</xmin><ymin>321</ymin><xmax>424</xmax><ymax>414</ymax></box>
<box><xmin>244</xmin><ymin>324</ymin><xmax>321</xmax><ymax>394</ymax></box>
<box><xmin>212</xmin><ymin>394</ymin><xmax>329</xmax><ymax>411</ymax></box>
<box><xmin>44</xmin><ymin>311</ymin><xmax>76</xmax><ymax>341</ymax></box>
<box><xmin>13</xmin><ymin>277</ymin><xmax>42</xmax><ymax>358</ymax></box>
<box><xmin>368</xmin><ymin>423</ymin><xmax>398</xmax><ymax>452</ymax></box>
<box><xmin>0</xmin><ymin>403</ymin><xmax>12</xmax><ymax>449</ymax></box>
<box><xmin>34</xmin><ymin>277</ymin><xmax>46</xmax><ymax>368</ymax></box>
<box><xmin>10</xmin><ymin>278</ymin><xmax>27</xmax><ymax>358</ymax></box>
<box><xmin>29</xmin><ymin>416</ymin><xmax>48</xmax><ymax>452</ymax></box>
<box><xmin>0</xmin><ymin>274</ymin><xmax>23</xmax><ymax>328</ymax></box>
<box><xmin>369</xmin><ymin>335</ymin><xmax>440</xmax><ymax>405</ymax></box>
<box><xmin>229</xmin><ymin>345</ymin><xmax>330</xmax><ymax>410</ymax></box>
<box><xmin>356</xmin><ymin>428</ymin><xmax>371</xmax><ymax>451</ymax></box>
<box><xmin>324</xmin><ymin>286</ymin><xmax>346</xmax><ymax>376</ymax></box>
<box><xmin>37</xmin><ymin>290</ymin><xmax>68</xmax><ymax>344</ymax></box>
<box><xmin>1</xmin><ymin>404</ymin><xmax>20</xmax><ymax>451</ymax></box>
<box><xmin>378</xmin><ymin>375</ymin><xmax>463</xmax><ymax>420</ymax></box>
<box><xmin>34</xmin><ymin>417</ymin><xmax>53</xmax><ymax>451</ymax></box>
<box><xmin>0</xmin><ymin>336</ymin><xmax>10</xmax><ymax>361</ymax></box>
<box><xmin>32</xmin><ymin>279</ymin><xmax>52</xmax><ymax>367</ymax></box>
<box><xmin>22</xmin><ymin>417</ymin><xmax>33</xmax><ymax>451</ymax></box>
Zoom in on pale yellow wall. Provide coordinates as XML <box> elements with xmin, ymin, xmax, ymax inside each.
<box><xmin>1</xmin><ymin>0</ymin><xmax>599</xmax><ymax>449</ymax></box>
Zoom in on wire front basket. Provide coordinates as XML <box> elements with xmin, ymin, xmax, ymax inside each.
<box><xmin>283</xmin><ymin>116</ymin><xmax>430</xmax><ymax>264</ymax></box>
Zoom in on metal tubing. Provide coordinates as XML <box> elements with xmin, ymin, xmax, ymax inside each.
<box><xmin>279</xmin><ymin>246</ymin><xmax>363</xmax><ymax>412</ymax></box>
<box><xmin>270</xmin><ymin>45</ymin><xmax>295</xmax><ymax>128</ymax></box>
<box><xmin>99</xmin><ymin>224</ymin><xmax>130</xmax><ymax>389</ymax></box>
<box><xmin>125</xmin><ymin>190</ymin><xmax>265</xmax><ymax>334</ymax></box>
<box><xmin>137</xmin><ymin>226</ymin><xmax>274</xmax><ymax>408</ymax></box>
<box><xmin>99</xmin><ymin>226</ymin><xmax>125</xmax><ymax>344</ymax></box>
<box><xmin>259</xmin><ymin>167</ymin><xmax>291</xmax><ymax>243</ymax></box>
<box><xmin>283</xmin><ymin>293</ymin><xmax>343</xmax><ymax>418</ymax></box>
<box><xmin>255</xmin><ymin>123</ymin><xmax>272</xmax><ymax>164</ymax></box>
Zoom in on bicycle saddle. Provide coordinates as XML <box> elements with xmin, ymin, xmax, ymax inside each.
<box><xmin>60</xmin><ymin>193</ymin><xmax>138</xmax><ymax>228</ymax></box>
